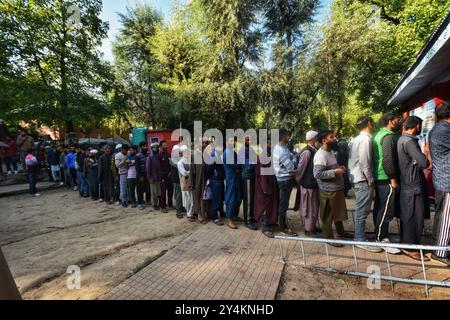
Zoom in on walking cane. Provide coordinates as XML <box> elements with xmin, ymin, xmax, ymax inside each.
<box><xmin>0</xmin><ymin>248</ymin><xmax>22</xmax><ymax>300</ymax></box>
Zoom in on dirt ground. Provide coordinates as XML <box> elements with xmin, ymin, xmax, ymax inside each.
<box><xmin>0</xmin><ymin>188</ymin><xmax>202</xmax><ymax>300</ymax></box>
<box><xmin>277</xmin><ymin>264</ymin><xmax>450</xmax><ymax>300</ymax></box>
<box><xmin>1</xmin><ymin>187</ymin><xmax>449</xmax><ymax>300</ymax></box>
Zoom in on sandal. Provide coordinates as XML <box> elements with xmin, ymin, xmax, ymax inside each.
<box><xmin>402</xmin><ymin>249</ymin><xmax>430</xmax><ymax>262</ymax></box>
<box><xmin>281</xmin><ymin>229</ymin><xmax>298</xmax><ymax>237</ymax></box>
<box><xmin>213</xmin><ymin>219</ymin><xmax>224</xmax><ymax>226</ymax></box>
<box><xmin>263</xmin><ymin>231</ymin><xmax>275</xmax><ymax>239</ymax></box>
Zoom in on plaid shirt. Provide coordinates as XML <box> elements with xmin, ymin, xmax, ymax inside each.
<box><xmin>429</xmin><ymin>120</ymin><xmax>450</xmax><ymax>193</ymax></box>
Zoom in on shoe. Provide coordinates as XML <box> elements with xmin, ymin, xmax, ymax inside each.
<box><xmin>137</xmin><ymin>204</ymin><xmax>144</xmax><ymax>210</ymax></box>
<box><xmin>154</xmin><ymin>206</ymin><xmax>160</xmax><ymax>211</ymax></box>
<box><xmin>73</xmin><ymin>186</ymin><xmax>78</xmax><ymax>191</ymax></box>
<box><xmin>99</xmin><ymin>199</ymin><xmax>104</xmax><ymax>202</ymax></box>
<box><xmin>357</xmin><ymin>244</ymin><xmax>383</xmax><ymax>253</ymax></box>
<box><xmin>161</xmin><ymin>208</ymin><xmax>169</xmax><ymax>214</ymax></box>
<box><xmin>116</xmin><ymin>201</ymin><xmax>121</xmax><ymax>206</ymax></box>
<box><xmin>14</xmin><ymin>171</ymin><xmax>18</xmax><ymax>174</ymax></box>
<box><xmin>246</xmin><ymin>223</ymin><xmax>258</xmax><ymax>231</ymax></box>
<box><xmin>60</xmin><ymin>182</ymin><xmax>64</xmax><ymax>186</ymax></box>
<box><xmin>429</xmin><ymin>254</ymin><xmax>449</xmax><ymax>267</ymax></box>
<box><xmin>122</xmin><ymin>202</ymin><xmax>128</xmax><ymax>208</ymax></box>
<box><xmin>227</xmin><ymin>220</ymin><xmax>238</xmax><ymax>230</ymax></box>
<box><xmin>379</xmin><ymin>238</ymin><xmax>401</xmax><ymax>255</ymax></box>
<box><xmin>328</xmin><ymin>241</ymin><xmax>344</xmax><ymax>248</ymax></box>
<box><xmin>131</xmin><ymin>204</ymin><xmax>137</xmax><ymax>209</ymax></box>
<box><xmin>33</xmin><ymin>193</ymin><xmax>41</xmax><ymax>197</ymax></box>
<box><xmin>7</xmin><ymin>171</ymin><xmax>11</xmax><ymax>175</ymax></box>
<box><xmin>337</xmin><ymin>232</ymin><xmax>353</xmax><ymax>239</ymax></box>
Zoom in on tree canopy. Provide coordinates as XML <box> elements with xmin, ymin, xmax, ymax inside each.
<box><xmin>1</xmin><ymin>0</ymin><xmax>448</xmax><ymax>141</ymax></box>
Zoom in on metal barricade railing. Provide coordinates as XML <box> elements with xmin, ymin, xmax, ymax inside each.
<box><xmin>301</xmin><ymin>208</ymin><xmax>437</xmax><ymax>237</ymax></box>
<box><xmin>275</xmin><ymin>235</ymin><xmax>450</xmax><ymax>297</ymax></box>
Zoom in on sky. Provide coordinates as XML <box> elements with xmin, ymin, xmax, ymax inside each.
<box><xmin>99</xmin><ymin>0</ymin><xmax>333</xmax><ymax>62</ymax></box>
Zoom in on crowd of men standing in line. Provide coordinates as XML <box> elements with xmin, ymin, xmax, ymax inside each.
<box><xmin>5</xmin><ymin>100</ymin><xmax>450</xmax><ymax>267</ymax></box>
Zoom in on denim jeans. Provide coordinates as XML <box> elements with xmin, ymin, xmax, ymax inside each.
<box><xmin>354</xmin><ymin>181</ymin><xmax>374</xmax><ymax>241</ymax></box>
<box><xmin>277</xmin><ymin>179</ymin><xmax>294</xmax><ymax>230</ymax></box>
<box><xmin>210</xmin><ymin>180</ymin><xmax>224</xmax><ymax>220</ymax></box>
<box><xmin>28</xmin><ymin>172</ymin><xmax>37</xmax><ymax>195</ymax></box>
<box><xmin>77</xmin><ymin>170</ymin><xmax>89</xmax><ymax>196</ymax></box>
<box><xmin>119</xmin><ymin>174</ymin><xmax>128</xmax><ymax>203</ymax></box>
<box><xmin>51</xmin><ymin>165</ymin><xmax>60</xmax><ymax>182</ymax></box>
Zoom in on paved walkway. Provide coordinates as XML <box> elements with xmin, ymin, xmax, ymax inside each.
<box><xmin>104</xmin><ymin>217</ymin><xmax>450</xmax><ymax>300</ymax></box>
<box><xmin>103</xmin><ymin>223</ymin><xmax>284</xmax><ymax>300</ymax></box>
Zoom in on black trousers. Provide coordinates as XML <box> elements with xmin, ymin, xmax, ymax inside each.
<box><xmin>102</xmin><ymin>177</ymin><xmax>113</xmax><ymax>203</ymax></box>
<box><xmin>373</xmin><ymin>182</ymin><xmax>399</xmax><ymax>242</ymax></box>
<box><xmin>278</xmin><ymin>179</ymin><xmax>294</xmax><ymax>230</ymax></box>
<box><xmin>113</xmin><ymin>178</ymin><xmax>120</xmax><ymax>202</ymax></box>
<box><xmin>241</xmin><ymin>177</ymin><xmax>256</xmax><ymax>224</ymax></box>
<box><xmin>137</xmin><ymin>177</ymin><xmax>151</xmax><ymax>205</ymax></box>
<box><xmin>400</xmin><ymin>185</ymin><xmax>424</xmax><ymax>245</ymax></box>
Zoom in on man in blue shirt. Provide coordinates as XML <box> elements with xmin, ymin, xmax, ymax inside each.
<box><xmin>66</xmin><ymin>145</ymin><xmax>77</xmax><ymax>191</ymax></box>
<box><xmin>222</xmin><ymin>137</ymin><xmax>242</xmax><ymax>230</ymax></box>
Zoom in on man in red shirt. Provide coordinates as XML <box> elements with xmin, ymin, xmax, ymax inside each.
<box><xmin>3</xmin><ymin>136</ymin><xmax>18</xmax><ymax>174</ymax></box>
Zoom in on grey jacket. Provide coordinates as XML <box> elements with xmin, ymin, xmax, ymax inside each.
<box><xmin>397</xmin><ymin>134</ymin><xmax>429</xmax><ymax>190</ymax></box>
<box><xmin>313</xmin><ymin>148</ymin><xmax>344</xmax><ymax>192</ymax></box>
<box><xmin>349</xmin><ymin>132</ymin><xmax>374</xmax><ymax>184</ymax></box>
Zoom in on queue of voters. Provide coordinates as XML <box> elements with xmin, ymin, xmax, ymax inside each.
<box><xmin>4</xmin><ymin>100</ymin><xmax>450</xmax><ymax>268</ymax></box>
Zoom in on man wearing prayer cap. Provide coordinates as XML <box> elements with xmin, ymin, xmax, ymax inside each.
<box><xmin>294</xmin><ymin>130</ymin><xmax>321</xmax><ymax>237</ymax></box>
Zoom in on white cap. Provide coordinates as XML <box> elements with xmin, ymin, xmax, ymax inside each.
<box><xmin>115</xmin><ymin>144</ymin><xmax>122</xmax><ymax>150</ymax></box>
<box><xmin>172</xmin><ymin>145</ymin><xmax>180</xmax><ymax>152</ymax></box>
<box><xmin>90</xmin><ymin>149</ymin><xmax>98</xmax><ymax>154</ymax></box>
<box><xmin>306</xmin><ymin>131</ymin><xmax>318</xmax><ymax>142</ymax></box>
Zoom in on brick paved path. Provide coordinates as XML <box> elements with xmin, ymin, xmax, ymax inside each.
<box><xmin>104</xmin><ymin>209</ymin><xmax>450</xmax><ymax>300</ymax></box>
<box><xmin>103</xmin><ymin>223</ymin><xmax>284</xmax><ymax>300</ymax></box>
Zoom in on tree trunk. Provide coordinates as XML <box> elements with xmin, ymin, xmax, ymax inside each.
<box><xmin>286</xmin><ymin>30</ymin><xmax>294</xmax><ymax>75</ymax></box>
<box><xmin>327</xmin><ymin>104</ymin><xmax>333</xmax><ymax>130</ymax></box>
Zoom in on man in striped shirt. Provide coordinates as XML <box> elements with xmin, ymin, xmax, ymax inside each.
<box><xmin>429</xmin><ymin>101</ymin><xmax>450</xmax><ymax>267</ymax></box>
<box><xmin>273</xmin><ymin>128</ymin><xmax>298</xmax><ymax>236</ymax></box>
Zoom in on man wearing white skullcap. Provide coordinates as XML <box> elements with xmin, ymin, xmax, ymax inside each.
<box><xmin>170</xmin><ymin>145</ymin><xmax>185</xmax><ymax>218</ymax></box>
<box><xmin>177</xmin><ymin>145</ymin><xmax>195</xmax><ymax>221</ymax></box>
<box><xmin>294</xmin><ymin>130</ymin><xmax>321</xmax><ymax>236</ymax></box>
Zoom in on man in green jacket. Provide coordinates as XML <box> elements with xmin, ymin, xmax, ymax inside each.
<box><xmin>373</xmin><ymin>112</ymin><xmax>402</xmax><ymax>254</ymax></box>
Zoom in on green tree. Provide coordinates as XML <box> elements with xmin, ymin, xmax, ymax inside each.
<box><xmin>112</xmin><ymin>3</ymin><xmax>163</xmax><ymax>129</ymax></box>
<box><xmin>0</xmin><ymin>0</ymin><xmax>112</xmax><ymax>132</ymax></box>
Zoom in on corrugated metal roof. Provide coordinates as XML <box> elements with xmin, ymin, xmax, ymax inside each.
<box><xmin>387</xmin><ymin>10</ymin><xmax>450</xmax><ymax>106</ymax></box>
